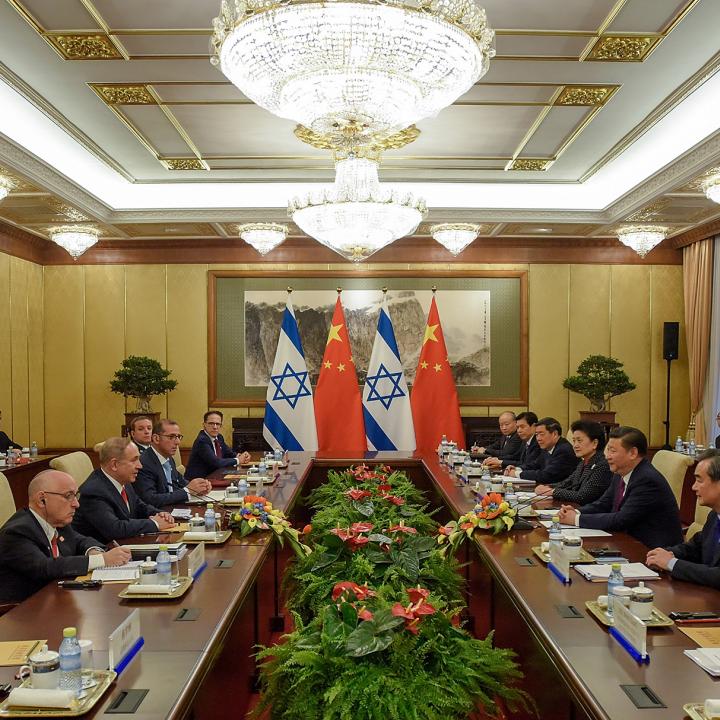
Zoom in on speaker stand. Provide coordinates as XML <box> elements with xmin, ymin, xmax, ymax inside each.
<box><xmin>661</xmin><ymin>357</ymin><xmax>674</xmax><ymax>450</ymax></box>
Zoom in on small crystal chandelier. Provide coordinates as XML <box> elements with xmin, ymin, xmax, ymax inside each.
<box><xmin>289</xmin><ymin>156</ymin><xmax>426</xmax><ymax>262</ymax></box>
<box><xmin>701</xmin><ymin>173</ymin><xmax>720</xmax><ymax>204</ymax></box>
<box><xmin>211</xmin><ymin>0</ymin><xmax>494</xmax><ymax>148</ymax></box>
<box><xmin>238</xmin><ymin>223</ymin><xmax>288</xmax><ymax>255</ymax></box>
<box><xmin>616</xmin><ymin>226</ymin><xmax>667</xmax><ymax>258</ymax></box>
<box><xmin>431</xmin><ymin>223</ymin><xmax>481</xmax><ymax>255</ymax></box>
<box><xmin>0</xmin><ymin>176</ymin><xmax>13</xmax><ymax>202</ymax></box>
<box><xmin>49</xmin><ymin>226</ymin><xmax>100</xmax><ymax>259</ymax></box>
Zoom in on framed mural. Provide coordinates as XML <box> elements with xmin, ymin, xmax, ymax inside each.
<box><xmin>208</xmin><ymin>271</ymin><xmax>527</xmax><ymax>406</ymax></box>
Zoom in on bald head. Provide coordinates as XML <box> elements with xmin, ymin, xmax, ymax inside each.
<box><xmin>498</xmin><ymin>411</ymin><xmax>517</xmax><ymax>436</ymax></box>
<box><xmin>28</xmin><ymin>470</ymin><xmax>73</xmax><ymax>499</ymax></box>
<box><xmin>28</xmin><ymin>470</ymin><xmax>80</xmax><ymax>528</ymax></box>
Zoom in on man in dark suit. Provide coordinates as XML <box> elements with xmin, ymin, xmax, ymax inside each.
<box><xmin>505</xmin><ymin>417</ymin><xmax>577</xmax><ymax>484</ymax></box>
<box><xmin>128</xmin><ymin>416</ymin><xmax>153</xmax><ymax>454</ymax></box>
<box><xmin>484</xmin><ymin>412</ymin><xmax>543</xmax><ymax>473</ymax></box>
<box><xmin>559</xmin><ymin>426</ymin><xmax>682</xmax><ymax>548</ymax></box>
<box><xmin>185</xmin><ymin>411</ymin><xmax>251</xmax><ymax>480</ymax></box>
<box><xmin>135</xmin><ymin>420</ymin><xmax>212</xmax><ymax>507</ymax></box>
<box><xmin>0</xmin><ymin>408</ymin><xmax>22</xmax><ymax>454</ymax></box>
<box><xmin>0</xmin><ymin>470</ymin><xmax>131</xmax><ymax>603</ymax></box>
<box><xmin>73</xmin><ymin>437</ymin><xmax>175</xmax><ymax>543</ymax></box>
<box><xmin>647</xmin><ymin>449</ymin><xmax>720</xmax><ymax>588</ymax></box>
<box><xmin>471</xmin><ymin>412</ymin><xmax>523</xmax><ymax>464</ymax></box>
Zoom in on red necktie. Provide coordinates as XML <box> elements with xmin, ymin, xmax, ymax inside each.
<box><xmin>612</xmin><ymin>478</ymin><xmax>625</xmax><ymax>512</ymax></box>
<box><xmin>214</xmin><ymin>438</ymin><xmax>222</xmax><ymax>458</ymax></box>
<box><xmin>51</xmin><ymin>533</ymin><xmax>59</xmax><ymax>558</ymax></box>
<box><xmin>120</xmin><ymin>486</ymin><xmax>129</xmax><ymax>506</ymax></box>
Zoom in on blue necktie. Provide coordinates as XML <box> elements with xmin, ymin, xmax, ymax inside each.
<box><xmin>163</xmin><ymin>460</ymin><xmax>173</xmax><ymax>490</ymax></box>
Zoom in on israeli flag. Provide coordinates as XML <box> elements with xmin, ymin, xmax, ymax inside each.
<box><xmin>263</xmin><ymin>298</ymin><xmax>318</xmax><ymax>451</ymax></box>
<box><xmin>362</xmin><ymin>297</ymin><xmax>416</xmax><ymax>451</ymax></box>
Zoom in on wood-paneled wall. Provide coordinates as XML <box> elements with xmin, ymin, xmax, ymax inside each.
<box><xmin>0</xmin><ymin>256</ymin><xmax>690</xmax><ymax>449</ymax></box>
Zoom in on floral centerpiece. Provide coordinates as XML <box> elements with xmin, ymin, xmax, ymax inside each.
<box><xmin>227</xmin><ymin>495</ymin><xmax>310</xmax><ymax>555</ymax></box>
<box><xmin>437</xmin><ymin>493</ymin><xmax>517</xmax><ymax>555</ymax></box>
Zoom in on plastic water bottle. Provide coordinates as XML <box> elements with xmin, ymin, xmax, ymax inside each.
<box><xmin>59</xmin><ymin>627</ymin><xmax>82</xmax><ymax>697</ymax></box>
<box><xmin>238</xmin><ymin>477</ymin><xmax>249</xmax><ymax>498</ymax></box>
<box><xmin>156</xmin><ymin>545</ymin><xmax>172</xmax><ymax>585</ymax></box>
<box><xmin>607</xmin><ymin>563</ymin><xmax>624</xmax><ymax>617</ymax></box>
<box><xmin>204</xmin><ymin>503</ymin><xmax>216</xmax><ymax>532</ymax></box>
<box><xmin>675</xmin><ymin>436</ymin><xmax>684</xmax><ymax>452</ymax></box>
<box><xmin>6</xmin><ymin>449</ymin><xmax>15</xmax><ymax>467</ymax></box>
<box><xmin>30</xmin><ymin>441</ymin><xmax>38</xmax><ymax>457</ymax></box>
<box><xmin>550</xmin><ymin>514</ymin><xmax>562</xmax><ymax>535</ymax></box>
<box><xmin>689</xmin><ymin>439</ymin><xmax>696</xmax><ymax>458</ymax></box>
<box><xmin>548</xmin><ymin>530</ymin><xmax>563</xmax><ymax>554</ymax></box>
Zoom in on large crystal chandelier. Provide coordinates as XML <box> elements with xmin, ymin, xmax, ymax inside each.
<box><xmin>702</xmin><ymin>172</ymin><xmax>720</xmax><ymax>204</ymax></box>
<box><xmin>0</xmin><ymin>176</ymin><xmax>12</xmax><ymax>202</ymax></box>
<box><xmin>616</xmin><ymin>226</ymin><xmax>667</xmax><ymax>258</ymax></box>
<box><xmin>431</xmin><ymin>223</ymin><xmax>480</xmax><ymax>255</ymax></box>
<box><xmin>289</xmin><ymin>156</ymin><xmax>426</xmax><ymax>262</ymax></box>
<box><xmin>238</xmin><ymin>222</ymin><xmax>288</xmax><ymax>255</ymax></box>
<box><xmin>211</xmin><ymin>0</ymin><xmax>494</xmax><ymax>148</ymax></box>
<box><xmin>49</xmin><ymin>226</ymin><xmax>100</xmax><ymax>259</ymax></box>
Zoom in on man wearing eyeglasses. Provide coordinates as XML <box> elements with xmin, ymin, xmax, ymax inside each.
<box><xmin>135</xmin><ymin>420</ymin><xmax>212</xmax><ymax>507</ymax></box>
<box><xmin>73</xmin><ymin>437</ymin><xmax>175</xmax><ymax>543</ymax></box>
<box><xmin>0</xmin><ymin>470</ymin><xmax>131</xmax><ymax>603</ymax></box>
<box><xmin>185</xmin><ymin>411</ymin><xmax>251</xmax><ymax>480</ymax></box>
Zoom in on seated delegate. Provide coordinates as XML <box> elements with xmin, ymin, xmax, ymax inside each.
<box><xmin>535</xmin><ymin>420</ymin><xmax>612</xmax><ymax>505</ymax></box>
<box><xmin>558</xmin><ymin>426</ymin><xmax>682</xmax><ymax>548</ymax></box>
<box><xmin>0</xmin><ymin>470</ymin><xmax>130</xmax><ymax>603</ymax></box>
<box><xmin>483</xmin><ymin>412</ymin><xmax>543</xmax><ymax>473</ymax></box>
<box><xmin>647</xmin><ymin>449</ymin><xmax>720</xmax><ymax>588</ymax></box>
<box><xmin>184</xmin><ymin>411</ymin><xmax>251</xmax><ymax>480</ymax></box>
<box><xmin>472</xmin><ymin>411</ymin><xmax>523</xmax><ymax>465</ymax></box>
<box><xmin>73</xmin><ymin>437</ymin><xmax>175</xmax><ymax>543</ymax></box>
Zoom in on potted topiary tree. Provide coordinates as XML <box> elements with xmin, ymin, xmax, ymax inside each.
<box><xmin>110</xmin><ymin>356</ymin><xmax>178</xmax><ymax>432</ymax></box>
<box><xmin>563</xmin><ymin>355</ymin><xmax>636</xmax><ymax>424</ymax></box>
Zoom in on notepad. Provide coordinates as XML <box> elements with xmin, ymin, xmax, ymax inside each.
<box><xmin>539</xmin><ymin>521</ymin><xmax>611</xmax><ymax>538</ymax></box>
<box><xmin>573</xmin><ymin>562</ymin><xmax>659</xmax><ymax>582</ymax></box>
<box><xmin>684</xmin><ymin>648</ymin><xmax>720</xmax><ymax>676</ymax></box>
<box><xmin>171</xmin><ymin>508</ymin><xmax>192</xmax><ymax>520</ymax></box>
<box><xmin>680</xmin><ymin>626</ymin><xmax>720</xmax><ymax>648</ymax></box>
<box><xmin>91</xmin><ymin>561</ymin><xmax>143</xmax><ymax>582</ymax></box>
<box><xmin>0</xmin><ymin>640</ymin><xmax>47</xmax><ymax>667</ymax></box>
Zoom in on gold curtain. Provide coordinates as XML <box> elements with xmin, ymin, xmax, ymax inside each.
<box><xmin>683</xmin><ymin>239</ymin><xmax>714</xmax><ymax>444</ymax></box>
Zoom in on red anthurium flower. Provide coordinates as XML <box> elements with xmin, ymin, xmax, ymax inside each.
<box><xmin>330</xmin><ymin>527</ymin><xmax>355</xmax><ymax>542</ymax></box>
<box><xmin>450</xmin><ymin>613</ymin><xmax>461</xmax><ymax>628</ymax></box>
<box><xmin>350</xmin><ymin>521</ymin><xmax>374</xmax><ymax>533</ymax></box>
<box><xmin>332</xmin><ymin>581</ymin><xmax>377</xmax><ymax>602</ymax></box>
<box><xmin>413</xmin><ymin>601</ymin><xmax>437</xmax><ymax>616</ymax></box>
<box><xmin>438</xmin><ymin>525</ymin><xmax>453</xmax><ymax>536</ymax></box>
<box><xmin>358</xmin><ymin>608</ymin><xmax>374</xmax><ymax>622</ymax></box>
<box><xmin>348</xmin><ymin>536</ymin><xmax>369</xmax><ymax>551</ymax></box>
<box><xmin>345</xmin><ymin>488</ymin><xmax>373</xmax><ymax>501</ymax></box>
<box><xmin>381</xmin><ymin>493</ymin><xmax>405</xmax><ymax>506</ymax></box>
<box><xmin>377</xmin><ymin>483</ymin><xmax>392</xmax><ymax>493</ymax></box>
<box><xmin>387</xmin><ymin>524</ymin><xmax>417</xmax><ymax>535</ymax></box>
<box><xmin>391</xmin><ymin>603</ymin><xmax>415</xmax><ymax>621</ymax></box>
<box><xmin>406</xmin><ymin>587</ymin><xmax>430</xmax><ymax>604</ymax></box>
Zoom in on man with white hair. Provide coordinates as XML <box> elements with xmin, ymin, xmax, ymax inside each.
<box><xmin>0</xmin><ymin>470</ymin><xmax>131</xmax><ymax>603</ymax></box>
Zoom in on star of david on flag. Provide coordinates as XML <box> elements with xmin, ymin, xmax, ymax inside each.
<box><xmin>362</xmin><ymin>296</ymin><xmax>416</xmax><ymax>451</ymax></box>
<box><xmin>263</xmin><ymin>297</ymin><xmax>318</xmax><ymax>451</ymax></box>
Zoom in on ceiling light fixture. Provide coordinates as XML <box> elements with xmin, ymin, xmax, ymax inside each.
<box><xmin>0</xmin><ymin>176</ymin><xmax>13</xmax><ymax>201</ymax></box>
<box><xmin>701</xmin><ymin>173</ymin><xmax>720</xmax><ymax>204</ymax></box>
<box><xmin>49</xmin><ymin>226</ymin><xmax>100</xmax><ymax>259</ymax></box>
<box><xmin>238</xmin><ymin>222</ymin><xmax>288</xmax><ymax>255</ymax></box>
<box><xmin>289</xmin><ymin>155</ymin><xmax>426</xmax><ymax>262</ymax></box>
<box><xmin>616</xmin><ymin>225</ymin><xmax>667</xmax><ymax>258</ymax></box>
<box><xmin>211</xmin><ymin>0</ymin><xmax>494</xmax><ymax>151</ymax></box>
<box><xmin>430</xmin><ymin>223</ymin><xmax>480</xmax><ymax>255</ymax></box>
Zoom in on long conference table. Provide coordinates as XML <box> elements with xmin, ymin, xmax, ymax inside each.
<box><xmin>0</xmin><ymin>452</ymin><xmax>718</xmax><ymax>719</ymax></box>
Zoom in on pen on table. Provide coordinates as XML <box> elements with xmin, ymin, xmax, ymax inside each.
<box><xmin>110</xmin><ymin>539</ymin><xmax>120</xmax><ymax>548</ymax></box>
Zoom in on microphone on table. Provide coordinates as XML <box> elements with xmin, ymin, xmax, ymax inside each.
<box><xmin>502</xmin><ymin>490</ymin><xmax>555</xmax><ymax>531</ymax></box>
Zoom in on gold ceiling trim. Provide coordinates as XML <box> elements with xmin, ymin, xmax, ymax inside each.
<box><xmin>554</xmin><ymin>86</ymin><xmax>618</xmax><ymax>107</ymax></box>
<box><xmin>162</xmin><ymin>158</ymin><xmax>210</xmax><ymax>171</ymax></box>
<box><xmin>91</xmin><ymin>84</ymin><xmax>156</xmax><ymax>105</ymax></box>
<box><xmin>505</xmin><ymin>159</ymin><xmax>553</xmax><ymax>172</ymax></box>
<box><xmin>293</xmin><ymin>124</ymin><xmax>420</xmax><ymax>153</ymax></box>
<box><xmin>585</xmin><ymin>35</ymin><xmax>660</xmax><ymax>62</ymax></box>
<box><xmin>45</xmin><ymin>33</ymin><xmax>124</xmax><ymax>60</ymax></box>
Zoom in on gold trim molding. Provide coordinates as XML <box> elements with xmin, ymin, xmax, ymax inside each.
<box><xmin>554</xmin><ymin>86</ymin><xmax>617</xmax><ymax>107</ymax></box>
<box><xmin>585</xmin><ymin>35</ymin><xmax>658</xmax><ymax>62</ymax></box>
<box><xmin>162</xmin><ymin>158</ymin><xmax>209</xmax><ymax>171</ymax></box>
<box><xmin>92</xmin><ymin>84</ymin><xmax>156</xmax><ymax>105</ymax></box>
<box><xmin>46</xmin><ymin>33</ymin><xmax>123</xmax><ymax>60</ymax></box>
<box><xmin>506</xmin><ymin>159</ymin><xmax>553</xmax><ymax>171</ymax></box>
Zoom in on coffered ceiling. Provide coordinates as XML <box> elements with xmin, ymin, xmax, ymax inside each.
<box><xmin>1</xmin><ymin>0</ymin><xmax>720</xmax><ymax>257</ymax></box>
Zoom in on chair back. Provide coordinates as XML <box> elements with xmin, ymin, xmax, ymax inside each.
<box><xmin>49</xmin><ymin>452</ymin><xmax>94</xmax><ymax>487</ymax></box>
<box><xmin>0</xmin><ymin>471</ymin><xmax>16</xmax><ymax>526</ymax></box>
<box><xmin>174</xmin><ymin>448</ymin><xmax>185</xmax><ymax>476</ymax></box>
<box><xmin>93</xmin><ymin>442</ymin><xmax>105</xmax><ymax>454</ymax></box>
<box><xmin>686</xmin><ymin>502</ymin><xmax>712</xmax><ymax>541</ymax></box>
<box><xmin>651</xmin><ymin>450</ymin><xmax>693</xmax><ymax>507</ymax></box>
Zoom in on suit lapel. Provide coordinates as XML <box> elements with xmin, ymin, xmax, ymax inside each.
<box><xmin>706</xmin><ymin>515</ymin><xmax>720</xmax><ymax>566</ymax></box>
<box><xmin>101</xmin><ymin>473</ymin><xmax>131</xmax><ymax>518</ymax></box>
<box><xmin>24</xmin><ymin>510</ymin><xmax>53</xmax><ymax>557</ymax></box>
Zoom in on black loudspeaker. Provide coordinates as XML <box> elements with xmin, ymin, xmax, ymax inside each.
<box><xmin>663</xmin><ymin>322</ymin><xmax>679</xmax><ymax>360</ymax></box>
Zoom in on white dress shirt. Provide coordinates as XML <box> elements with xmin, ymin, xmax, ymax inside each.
<box><xmin>101</xmin><ymin>469</ymin><xmax>159</xmax><ymax>529</ymax></box>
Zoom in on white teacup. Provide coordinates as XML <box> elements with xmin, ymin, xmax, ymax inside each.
<box><xmin>20</xmin><ymin>646</ymin><xmax>60</xmax><ymax>690</ymax></box>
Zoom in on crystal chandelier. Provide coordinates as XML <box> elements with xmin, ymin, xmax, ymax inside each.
<box><xmin>289</xmin><ymin>156</ymin><xmax>426</xmax><ymax>262</ymax></box>
<box><xmin>238</xmin><ymin>222</ymin><xmax>288</xmax><ymax>255</ymax></box>
<box><xmin>211</xmin><ymin>0</ymin><xmax>495</xmax><ymax>148</ymax></box>
<box><xmin>701</xmin><ymin>173</ymin><xmax>720</xmax><ymax>204</ymax></box>
<box><xmin>0</xmin><ymin>176</ymin><xmax>13</xmax><ymax>202</ymax></box>
<box><xmin>431</xmin><ymin>223</ymin><xmax>480</xmax><ymax>255</ymax></box>
<box><xmin>49</xmin><ymin>226</ymin><xmax>100</xmax><ymax>259</ymax></box>
<box><xmin>616</xmin><ymin>226</ymin><xmax>667</xmax><ymax>258</ymax></box>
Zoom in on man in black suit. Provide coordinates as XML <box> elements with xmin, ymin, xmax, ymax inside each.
<box><xmin>0</xmin><ymin>408</ymin><xmax>22</xmax><ymax>454</ymax></box>
<box><xmin>0</xmin><ymin>470</ymin><xmax>130</xmax><ymax>603</ymax></box>
<box><xmin>128</xmin><ymin>416</ymin><xmax>153</xmax><ymax>454</ymax></box>
<box><xmin>185</xmin><ymin>411</ymin><xmax>251</xmax><ymax>480</ymax></box>
<box><xmin>484</xmin><ymin>412</ymin><xmax>543</xmax><ymax>473</ymax></box>
<box><xmin>559</xmin><ymin>426</ymin><xmax>682</xmax><ymax>548</ymax></box>
<box><xmin>505</xmin><ymin>417</ymin><xmax>577</xmax><ymax>484</ymax></box>
<box><xmin>73</xmin><ymin>437</ymin><xmax>175</xmax><ymax>543</ymax></box>
<box><xmin>472</xmin><ymin>412</ymin><xmax>523</xmax><ymax>465</ymax></box>
<box><xmin>135</xmin><ymin>420</ymin><xmax>212</xmax><ymax>507</ymax></box>
<box><xmin>647</xmin><ymin>449</ymin><xmax>720</xmax><ymax>588</ymax></box>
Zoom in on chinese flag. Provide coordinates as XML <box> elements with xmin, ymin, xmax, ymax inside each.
<box><xmin>314</xmin><ymin>296</ymin><xmax>367</xmax><ymax>452</ymax></box>
<box><xmin>411</xmin><ymin>296</ymin><xmax>465</xmax><ymax>450</ymax></box>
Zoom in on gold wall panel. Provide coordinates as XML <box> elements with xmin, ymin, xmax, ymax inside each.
<box><xmin>26</xmin><ymin>261</ymin><xmax>44</xmax><ymax>447</ymax></box>
<box><xmin>649</xmin><ymin>266</ymin><xmax>689</xmax><ymax>447</ymax></box>
<box><xmin>0</xmin><ymin>254</ymin><xmax>12</xmax><ymax>437</ymax></box>
<box><xmin>166</xmin><ymin>265</ymin><xmax>209</xmax><ymax>439</ymax></box>
<box><xmin>124</xmin><ymin>265</ymin><xmax>168</xmax><ymax>419</ymax></box>
<box><xmin>568</xmin><ymin>265</ymin><xmax>611</xmax><ymax>422</ymax></box>
<box><xmin>84</xmin><ymin>265</ymin><xmax>126</xmax><ymax>445</ymax></box>
<box><xmin>610</xmin><ymin>266</ymin><xmax>651</xmax><ymax>432</ymax></box>
<box><xmin>528</xmin><ymin>264</ymin><xmax>571</xmax><ymax>431</ymax></box>
<box><xmin>43</xmin><ymin>265</ymin><xmax>85</xmax><ymax>448</ymax></box>
<box><xmin>9</xmin><ymin>258</ymin><xmax>29</xmax><ymax>446</ymax></box>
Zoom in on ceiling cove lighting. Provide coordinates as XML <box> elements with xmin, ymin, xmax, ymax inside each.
<box><xmin>616</xmin><ymin>225</ymin><xmax>668</xmax><ymax>258</ymax></box>
<box><xmin>702</xmin><ymin>173</ymin><xmax>720</xmax><ymax>204</ymax></box>
<box><xmin>0</xmin><ymin>176</ymin><xmax>13</xmax><ymax>201</ymax></box>
<box><xmin>238</xmin><ymin>222</ymin><xmax>288</xmax><ymax>255</ymax></box>
<box><xmin>49</xmin><ymin>226</ymin><xmax>100</xmax><ymax>259</ymax></box>
<box><xmin>289</xmin><ymin>155</ymin><xmax>426</xmax><ymax>262</ymax></box>
<box><xmin>430</xmin><ymin>223</ymin><xmax>480</xmax><ymax>255</ymax></box>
